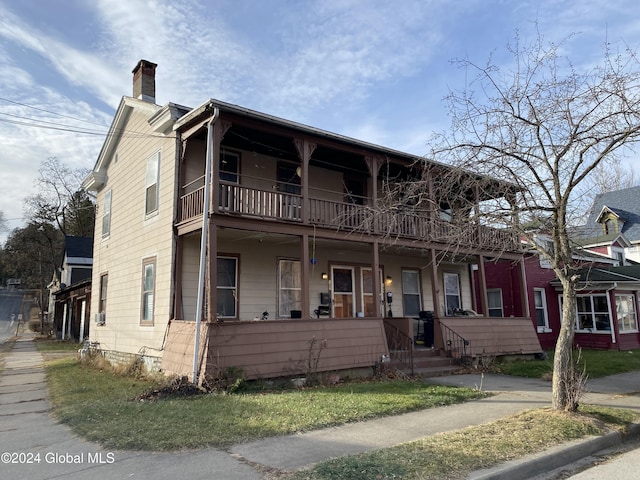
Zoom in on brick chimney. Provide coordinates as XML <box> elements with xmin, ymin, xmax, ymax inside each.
<box><xmin>132</xmin><ymin>60</ymin><xmax>157</xmax><ymax>103</ymax></box>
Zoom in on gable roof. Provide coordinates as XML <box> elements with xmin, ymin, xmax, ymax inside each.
<box><xmin>551</xmin><ymin>265</ymin><xmax>640</xmax><ymax>288</ymax></box>
<box><xmin>581</xmin><ymin>186</ymin><xmax>640</xmax><ymax>242</ymax></box>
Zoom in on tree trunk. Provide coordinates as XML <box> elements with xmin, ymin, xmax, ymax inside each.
<box><xmin>552</xmin><ymin>282</ymin><xmax>577</xmax><ymax>410</ymax></box>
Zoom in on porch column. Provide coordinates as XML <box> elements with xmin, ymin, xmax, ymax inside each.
<box><xmin>429</xmin><ymin>248</ymin><xmax>444</xmax><ymax>349</ymax></box>
<box><xmin>477</xmin><ymin>255</ymin><xmax>489</xmax><ymax>316</ymax></box>
<box><xmin>207</xmin><ymin>117</ymin><xmax>224</xmax><ymax>322</ymax></box>
<box><xmin>518</xmin><ymin>257</ymin><xmax>530</xmax><ymax>318</ymax></box>
<box><xmin>364</xmin><ymin>156</ymin><xmax>381</xmax><ymax>208</ymax></box>
<box><xmin>207</xmin><ymin>219</ymin><xmax>217</xmax><ymax>322</ymax></box>
<box><xmin>301</xmin><ymin>234</ymin><xmax>310</xmax><ymax>318</ymax></box>
<box><xmin>371</xmin><ymin>240</ymin><xmax>381</xmax><ymax>317</ymax></box>
<box><xmin>294</xmin><ymin>139</ymin><xmax>316</xmax><ymax>224</ymax></box>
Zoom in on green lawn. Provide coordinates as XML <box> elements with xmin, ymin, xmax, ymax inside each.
<box><xmin>46</xmin><ymin>357</ymin><xmax>488</xmax><ymax>450</ymax></box>
<box><xmin>292</xmin><ymin>405</ymin><xmax>640</xmax><ymax>480</ymax></box>
<box><xmin>493</xmin><ymin>348</ymin><xmax>640</xmax><ymax>379</ymax></box>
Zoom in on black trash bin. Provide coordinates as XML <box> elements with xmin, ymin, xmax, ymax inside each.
<box><xmin>419</xmin><ymin>311</ymin><xmax>434</xmax><ymax>347</ymax></box>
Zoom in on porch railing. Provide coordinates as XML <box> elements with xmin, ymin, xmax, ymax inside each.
<box><xmin>177</xmin><ymin>183</ymin><xmax>518</xmax><ymax>250</ymax></box>
<box><xmin>383</xmin><ymin>321</ymin><xmax>414</xmax><ymax>375</ymax></box>
<box><xmin>440</xmin><ymin>322</ymin><xmax>470</xmax><ymax>365</ymax></box>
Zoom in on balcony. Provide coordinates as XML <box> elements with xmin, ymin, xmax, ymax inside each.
<box><xmin>177</xmin><ymin>180</ymin><xmax>518</xmax><ymax>251</ymax></box>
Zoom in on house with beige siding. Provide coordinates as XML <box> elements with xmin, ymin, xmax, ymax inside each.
<box><xmin>83</xmin><ymin>60</ymin><xmax>541</xmax><ymax>382</ymax></box>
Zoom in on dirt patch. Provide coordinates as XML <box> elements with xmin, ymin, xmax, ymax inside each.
<box><xmin>133</xmin><ymin>376</ymin><xmax>203</xmax><ymax>402</ymax></box>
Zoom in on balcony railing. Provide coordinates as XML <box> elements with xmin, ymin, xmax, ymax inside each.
<box><xmin>177</xmin><ymin>182</ymin><xmax>518</xmax><ymax>250</ymax></box>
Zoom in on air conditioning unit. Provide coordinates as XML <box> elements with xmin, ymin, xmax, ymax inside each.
<box><xmin>94</xmin><ymin>312</ymin><xmax>106</xmax><ymax>326</ymax></box>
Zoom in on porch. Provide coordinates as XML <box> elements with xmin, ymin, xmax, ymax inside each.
<box><xmin>177</xmin><ymin>178</ymin><xmax>518</xmax><ymax>252</ymax></box>
<box><xmin>384</xmin><ymin>315</ymin><xmax>542</xmax><ymax>375</ymax></box>
<box><xmin>161</xmin><ymin>314</ymin><xmax>543</xmax><ymax>382</ymax></box>
<box><xmin>162</xmin><ymin>317</ymin><xmax>389</xmax><ymax>381</ymax></box>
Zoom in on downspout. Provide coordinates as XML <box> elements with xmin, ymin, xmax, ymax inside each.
<box><xmin>607</xmin><ymin>282</ymin><xmax>618</xmax><ymax>346</ymax></box>
<box><xmin>193</xmin><ymin>107</ymin><xmax>219</xmax><ymax>384</ymax></box>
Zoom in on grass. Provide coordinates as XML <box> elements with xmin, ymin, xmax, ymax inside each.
<box><xmin>493</xmin><ymin>348</ymin><xmax>640</xmax><ymax>379</ymax></box>
<box><xmin>45</xmin><ymin>357</ymin><xmax>488</xmax><ymax>451</ymax></box>
<box><xmin>292</xmin><ymin>405</ymin><xmax>640</xmax><ymax>480</ymax></box>
<box><xmin>35</xmin><ymin>338</ymin><xmax>81</xmax><ymax>352</ymax></box>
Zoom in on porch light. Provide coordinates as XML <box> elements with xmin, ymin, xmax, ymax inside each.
<box><xmin>385</xmin><ymin>276</ymin><xmax>393</xmax><ymax>286</ymax></box>
<box><xmin>321</xmin><ymin>272</ymin><xmax>328</xmax><ymax>280</ymax></box>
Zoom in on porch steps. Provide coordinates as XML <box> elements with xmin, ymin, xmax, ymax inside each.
<box><xmin>388</xmin><ymin>347</ymin><xmax>464</xmax><ymax>378</ymax></box>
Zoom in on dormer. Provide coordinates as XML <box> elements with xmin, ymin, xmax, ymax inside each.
<box><xmin>596</xmin><ymin>206</ymin><xmax>625</xmax><ymax>236</ymax></box>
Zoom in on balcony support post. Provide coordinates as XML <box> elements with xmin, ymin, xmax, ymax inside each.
<box><xmin>301</xmin><ymin>233</ymin><xmax>310</xmax><ymax>318</ymax></box>
<box><xmin>371</xmin><ymin>240</ymin><xmax>381</xmax><ymax>317</ymax></box>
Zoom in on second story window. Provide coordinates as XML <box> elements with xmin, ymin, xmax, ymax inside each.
<box><xmin>102</xmin><ymin>189</ymin><xmax>112</xmax><ymax>237</ymax></box>
<box><xmin>145</xmin><ymin>151</ymin><xmax>160</xmax><ymax>215</ymax></box>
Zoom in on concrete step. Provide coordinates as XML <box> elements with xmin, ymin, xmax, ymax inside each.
<box><xmin>387</xmin><ymin>349</ymin><xmax>465</xmax><ymax>378</ymax></box>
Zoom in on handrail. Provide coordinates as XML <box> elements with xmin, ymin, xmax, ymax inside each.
<box><xmin>440</xmin><ymin>322</ymin><xmax>470</xmax><ymax>365</ymax></box>
<box><xmin>383</xmin><ymin>321</ymin><xmax>414</xmax><ymax>375</ymax></box>
<box><xmin>176</xmin><ymin>182</ymin><xmax>519</xmax><ymax>251</ymax></box>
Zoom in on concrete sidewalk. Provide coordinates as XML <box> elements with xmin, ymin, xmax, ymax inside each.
<box><xmin>0</xmin><ymin>334</ymin><xmax>262</xmax><ymax>480</ymax></box>
<box><xmin>2</xmin><ymin>334</ymin><xmax>640</xmax><ymax>479</ymax></box>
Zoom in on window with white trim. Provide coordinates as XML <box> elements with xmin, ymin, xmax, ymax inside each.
<box><xmin>278</xmin><ymin>259</ymin><xmax>301</xmax><ymax>318</ymax></box>
<box><xmin>534</xmin><ymin>288</ymin><xmax>550</xmax><ymax>332</ymax></box>
<box><xmin>217</xmin><ymin>256</ymin><xmax>238</xmax><ymax>318</ymax></box>
<box><xmin>102</xmin><ymin>189</ymin><xmax>112</xmax><ymax>237</ymax></box>
<box><xmin>443</xmin><ymin>273</ymin><xmax>461</xmax><ymax>315</ymax></box>
<box><xmin>141</xmin><ymin>258</ymin><xmax>156</xmax><ymax>324</ymax></box>
<box><xmin>402</xmin><ymin>270</ymin><xmax>421</xmax><ymax>317</ymax></box>
<box><xmin>487</xmin><ymin>289</ymin><xmax>503</xmax><ymax>317</ymax></box>
<box><xmin>145</xmin><ymin>151</ymin><xmax>160</xmax><ymax>215</ymax></box>
<box><xmin>616</xmin><ymin>294</ymin><xmax>638</xmax><ymax>332</ymax></box>
<box><xmin>576</xmin><ymin>294</ymin><xmax>611</xmax><ymax>332</ymax></box>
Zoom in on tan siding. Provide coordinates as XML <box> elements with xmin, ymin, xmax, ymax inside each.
<box><xmin>180</xmin><ymin>234</ymin><xmax>201</xmax><ymax>320</ymax></box>
<box><xmin>89</xmin><ymin>103</ymin><xmax>177</xmax><ymax>356</ymax></box>
<box><xmin>162</xmin><ymin>319</ymin><xmax>389</xmax><ymax>380</ymax></box>
<box><xmin>439</xmin><ymin>317</ymin><xmax>542</xmax><ymax>357</ymax></box>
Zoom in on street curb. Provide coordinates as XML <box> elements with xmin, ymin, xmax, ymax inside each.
<box><xmin>469</xmin><ymin>422</ymin><xmax>640</xmax><ymax>479</ymax></box>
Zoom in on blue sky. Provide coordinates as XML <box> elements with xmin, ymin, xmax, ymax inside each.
<box><xmin>1</xmin><ymin>0</ymin><xmax>639</xmax><ymax>244</ymax></box>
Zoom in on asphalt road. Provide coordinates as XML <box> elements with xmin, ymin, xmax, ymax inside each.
<box><xmin>0</xmin><ymin>289</ymin><xmax>27</xmax><ymax>343</ymax></box>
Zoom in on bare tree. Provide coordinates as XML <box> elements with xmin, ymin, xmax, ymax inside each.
<box><xmin>24</xmin><ymin>157</ymin><xmax>94</xmax><ymax>237</ymax></box>
<box><xmin>423</xmin><ymin>31</ymin><xmax>640</xmax><ymax>411</ymax></box>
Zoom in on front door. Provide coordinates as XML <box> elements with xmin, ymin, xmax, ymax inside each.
<box><xmin>332</xmin><ymin>266</ymin><xmax>355</xmax><ymax>318</ymax></box>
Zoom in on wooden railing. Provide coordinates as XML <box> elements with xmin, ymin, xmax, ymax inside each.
<box><xmin>177</xmin><ymin>183</ymin><xmax>518</xmax><ymax>250</ymax></box>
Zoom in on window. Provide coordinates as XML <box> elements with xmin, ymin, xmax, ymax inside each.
<box><xmin>141</xmin><ymin>258</ymin><xmax>156</xmax><ymax>324</ymax></box>
<box><xmin>402</xmin><ymin>270</ymin><xmax>421</xmax><ymax>317</ymax></box>
<box><xmin>277</xmin><ymin>162</ymin><xmax>301</xmax><ymax>195</ymax></box>
<box><xmin>220</xmin><ymin>149</ymin><xmax>239</xmax><ymax>183</ymax></box>
<box><xmin>487</xmin><ymin>289</ymin><xmax>503</xmax><ymax>317</ymax></box>
<box><xmin>278</xmin><ymin>259</ymin><xmax>301</xmax><ymax>318</ymax></box>
<box><xmin>443</xmin><ymin>273</ymin><xmax>461</xmax><ymax>315</ymax></box>
<box><xmin>576</xmin><ymin>294</ymin><xmax>611</xmax><ymax>332</ymax></box>
<box><xmin>145</xmin><ymin>151</ymin><xmax>160</xmax><ymax>215</ymax></box>
<box><xmin>362</xmin><ymin>268</ymin><xmax>383</xmax><ymax>317</ymax></box>
<box><xmin>219</xmin><ymin>150</ymin><xmax>240</xmax><ymax>210</ymax></box>
<box><xmin>616</xmin><ymin>294</ymin><xmax>638</xmax><ymax>332</ymax></box>
<box><xmin>99</xmin><ymin>274</ymin><xmax>108</xmax><ymax>314</ymax></box>
<box><xmin>277</xmin><ymin>162</ymin><xmax>302</xmax><ymax>219</ymax></box>
<box><xmin>102</xmin><ymin>189</ymin><xmax>112</xmax><ymax>237</ymax></box>
<box><xmin>534</xmin><ymin>288</ymin><xmax>549</xmax><ymax>331</ymax></box>
<box><xmin>217</xmin><ymin>256</ymin><xmax>238</xmax><ymax>318</ymax></box>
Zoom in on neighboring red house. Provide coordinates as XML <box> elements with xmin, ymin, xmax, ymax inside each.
<box><xmin>476</xmin><ymin>234</ymin><xmax>640</xmax><ymax>351</ymax></box>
